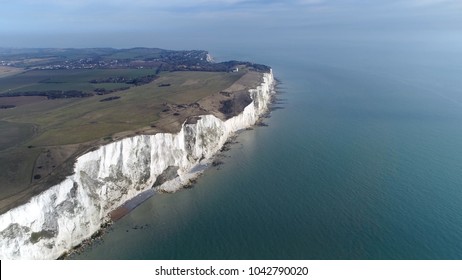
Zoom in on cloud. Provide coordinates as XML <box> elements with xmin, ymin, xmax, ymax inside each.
<box><xmin>7</xmin><ymin>0</ymin><xmax>325</xmax><ymax>12</ymax></box>
<box><xmin>14</xmin><ymin>0</ymin><xmax>251</xmax><ymax>9</ymax></box>
<box><xmin>404</xmin><ymin>0</ymin><xmax>462</xmax><ymax>7</ymax></box>
<box><xmin>2</xmin><ymin>0</ymin><xmax>461</xmax><ymax>36</ymax></box>
<box><xmin>407</xmin><ymin>0</ymin><xmax>449</xmax><ymax>5</ymax></box>
<box><xmin>297</xmin><ymin>0</ymin><xmax>326</xmax><ymax>5</ymax></box>
<box><xmin>1</xmin><ymin>0</ymin><xmax>284</xmax><ymax>34</ymax></box>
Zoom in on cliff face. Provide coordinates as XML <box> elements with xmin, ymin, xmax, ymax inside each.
<box><xmin>0</xmin><ymin>71</ymin><xmax>274</xmax><ymax>259</ymax></box>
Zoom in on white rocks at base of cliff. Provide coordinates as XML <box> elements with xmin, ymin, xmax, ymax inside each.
<box><xmin>0</xmin><ymin>70</ymin><xmax>274</xmax><ymax>259</ymax></box>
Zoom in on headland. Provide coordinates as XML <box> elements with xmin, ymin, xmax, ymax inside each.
<box><xmin>0</xmin><ymin>48</ymin><xmax>274</xmax><ymax>259</ymax></box>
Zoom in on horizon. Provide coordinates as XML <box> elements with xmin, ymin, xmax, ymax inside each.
<box><xmin>2</xmin><ymin>0</ymin><xmax>462</xmax><ymax>52</ymax></box>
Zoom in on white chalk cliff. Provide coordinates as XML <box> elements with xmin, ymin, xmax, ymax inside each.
<box><xmin>0</xmin><ymin>71</ymin><xmax>274</xmax><ymax>259</ymax></box>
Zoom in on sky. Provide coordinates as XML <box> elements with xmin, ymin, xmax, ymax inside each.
<box><xmin>1</xmin><ymin>0</ymin><xmax>461</xmax><ymax>49</ymax></box>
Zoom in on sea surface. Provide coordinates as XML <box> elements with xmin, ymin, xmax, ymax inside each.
<box><xmin>75</xmin><ymin>41</ymin><xmax>462</xmax><ymax>259</ymax></box>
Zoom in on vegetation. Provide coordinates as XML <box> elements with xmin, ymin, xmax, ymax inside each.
<box><xmin>0</xmin><ymin>47</ymin><xmax>266</xmax><ymax>214</ymax></box>
<box><xmin>2</xmin><ymin>90</ymin><xmax>92</xmax><ymax>99</ymax></box>
<box><xmin>0</xmin><ymin>72</ymin><xmax>244</xmax><ymax>208</ymax></box>
<box><xmin>0</xmin><ymin>68</ymin><xmax>156</xmax><ymax>95</ymax></box>
<box><xmin>100</xmin><ymin>96</ymin><xmax>120</xmax><ymax>102</ymax></box>
<box><xmin>0</xmin><ymin>47</ymin><xmax>271</xmax><ymax>73</ymax></box>
<box><xmin>0</xmin><ymin>105</ymin><xmax>15</xmax><ymax>109</ymax></box>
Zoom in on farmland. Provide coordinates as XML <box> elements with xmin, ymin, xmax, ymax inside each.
<box><xmin>0</xmin><ymin>68</ymin><xmax>155</xmax><ymax>94</ymax></box>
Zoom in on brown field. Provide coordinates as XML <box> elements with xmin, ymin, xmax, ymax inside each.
<box><xmin>0</xmin><ymin>66</ymin><xmax>24</xmax><ymax>78</ymax></box>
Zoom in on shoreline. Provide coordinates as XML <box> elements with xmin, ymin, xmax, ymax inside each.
<box><xmin>63</xmin><ymin>115</ymin><xmax>274</xmax><ymax>259</ymax></box>
<box><xmin>0</xmin><ymin>70</ymin><xmax>275</xmax><ymax>259</ymax></box>
<box><xmin>0</xmin><ymin>69</ymin><xmax>258</xmax><ymax>216</ymax></box>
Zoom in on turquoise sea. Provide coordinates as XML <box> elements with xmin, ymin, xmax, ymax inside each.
<box><xmin>74</xmin><ymin>40</ymin><xmax>462</xmax><ymax>259</ymax></box>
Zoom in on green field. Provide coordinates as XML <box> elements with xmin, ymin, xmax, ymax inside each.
<box><xmin>1</xmin><ymin>70</ymin><xmax>243</xmax><ymax>145</ymax></box>
<box><xmin>0</xmin><ymin>68</ymin><xmax>155</xmax><ymax>94</ymax></box>
<box><xmin>0</xmin><ymin>69</ymin><xmax>244</xmax><ymax>208</ymax></box>
<box><xmin>0</xmin><ymin>121</ymin><xmax>35</xmax><ymax>150</ymax></box>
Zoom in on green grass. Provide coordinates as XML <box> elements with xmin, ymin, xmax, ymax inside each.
<box><xmin>0</xmin><ymin>121</ymin><xmax>35</xmax><ymax>151</ymax></box>
<box><xmin>0</xmin><ymin>68</ymin><xmax>156</xmax><ymax>94</ymax></box>
<box><xmin>0</xmin><ymin>70</ymin><xmax>244</xmax><ymax>197</ymax></box>
<box><xmin>0</xmin><ymin>147</ymin><xmax>41</xmax><ymax>197</ymax></box>
<box><xmin>25</xmin><ymin>71</ymin><xmax>243</xmax><ymax>145</ymax></box>
<box><xmin>0</xmin><ymin>70</ymin><xmax>244</xmax><ymax>143</ymax></box>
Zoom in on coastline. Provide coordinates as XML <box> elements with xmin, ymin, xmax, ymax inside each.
<box><xmin>0</xmin><ymin>70</ymin><xmax>275</xmax><ymax>259</ymax></box>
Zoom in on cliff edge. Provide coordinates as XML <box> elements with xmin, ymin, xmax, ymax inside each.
<box><xmin>0</xmin><ymin>70</ymin><xmax>274</xmax><ymax>259</ymax></box>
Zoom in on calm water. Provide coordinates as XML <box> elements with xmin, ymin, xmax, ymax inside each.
<box><xmin>75</xmin><ymin>42</ymin><xmax>462</xmax><ymax>259</ymax></box>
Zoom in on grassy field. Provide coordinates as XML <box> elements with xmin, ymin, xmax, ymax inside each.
<box><xmin>1</xmin><ymin>71</ymin><xmax>243</xmax><ymax>145</ymax></box>
<box><xmin>0</xmin><ymin>69</ymin><xmax>244</xmax><ymax>205</ymax></box>
<box><xmin>0</xmin><ymin>121</ymin><xmax>35</xmax><ymax>150</ymax></box>
<box><xmin>0</xmin><ymin>68</ymin><xmax>155</xmax><ymax>94</ymax></box>
<box><xmin>0</xmin><ymin>148</ymin><xmax>41</xmax><ymax>198</ymax></box>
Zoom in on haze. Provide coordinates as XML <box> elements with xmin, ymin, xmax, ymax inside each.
<box><xmin>2</xmin><ymin>0</ymin><xmax>461</xmax><ymax>52</ymax></box>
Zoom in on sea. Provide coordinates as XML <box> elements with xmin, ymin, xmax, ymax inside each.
<box><xmin>74</xmin><ymin>24</ymin><xmax>462</xmax><ymax>259</ymax></box>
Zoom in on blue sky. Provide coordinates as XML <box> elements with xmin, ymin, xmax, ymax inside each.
<box><xmin>1</xmin><ymin>0</ymin><xmax>461</xmax><ymax>48</ymax></box>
